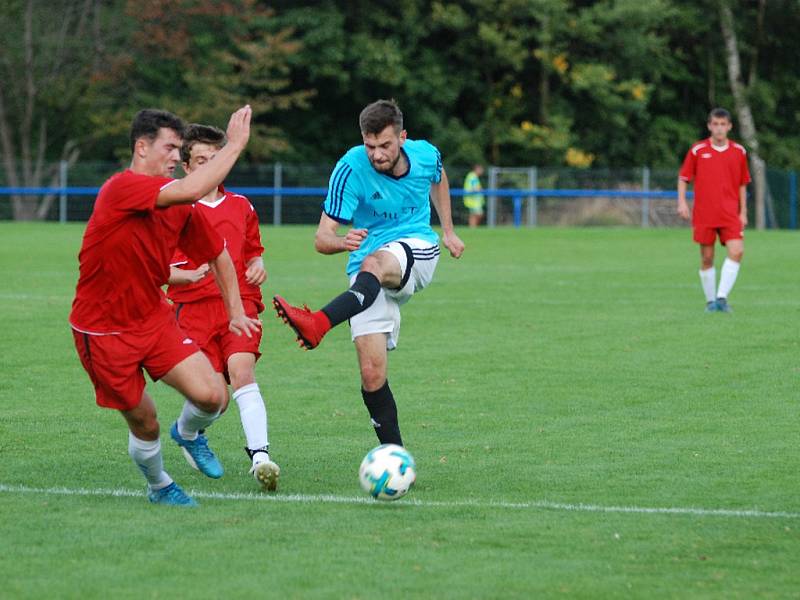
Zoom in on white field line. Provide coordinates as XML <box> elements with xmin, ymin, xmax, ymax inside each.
<box><xmin>0</xmin><ymin>483</ymin><xmax>797</xmax><ymax>519</ymax></box>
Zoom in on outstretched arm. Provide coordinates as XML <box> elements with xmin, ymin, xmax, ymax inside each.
<box><xmin>157</xmin><ymin>105</ymin><xmax>252</xmax><ymax>207</ymax></box>
<box><xmin>314</xmin><ymin>212</ymin><xmax>368</xmax><ymax>255</ymax></box>
<box><xmin>430</xmin><ymin>168</ymin><xmax>465</xmax><ymax>258</ymax></box>
<box><xmin>208</xmin><ymin>248</ymin><xmax>261</xmax><ymax>337</ymax></box>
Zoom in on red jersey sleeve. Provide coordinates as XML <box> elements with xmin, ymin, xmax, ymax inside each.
<box><xmin>740</xmin><ymin>151</ymin><xmax>752</xmax><ymax>186</ymax></box>
<box><xmin>170</xmin><ymin>248</ymin><xmax>190</xmax><ymax>267</ymax></box>
<box><xmin>106</xmin><ymin>170</ymin><xmax>175</xmax><ymax>213</ymax></box>
<box><xmin>177</xmin><ymin>206</ymin><xmax>225</xmax><ymax>266</ymax></box>
<box><xmin>679</xmin><ymin>148</ymin><xmax>696</xmax><ymax>182</ymax></box>
<box><xmin>243</xmin><ymin>202</ymin><xmax>264</xmax><ymax>263</ymax></box>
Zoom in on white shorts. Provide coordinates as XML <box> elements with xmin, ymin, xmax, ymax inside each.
<box><xmin>349</xmin><ymin>238</ymin><xmax>440</xmax><ymax>350</ymax></box>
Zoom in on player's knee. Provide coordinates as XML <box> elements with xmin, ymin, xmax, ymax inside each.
<box><xmin>360</xmin><ymin>255</ymin><xmax>381</xmax><ymax>277</ymax></box>
<box><xmin>360</xmin><ymin>363</ymin><xmax>386</xmax><ymax>391</ymax></box>
<box><xmin>730</xmin><ymin>249</ymin><xmax>743</xmax><ymax>262</ymax></box>
<box><xmin>192</xmin><ymin>382</ymin><xmax>225</xmax><ymax>413</ymax></box>
<box><xmin>229</xmin><ymin>368</ymin><xmax>255</xmax><ymax>391</ymax></box>
<box><xmin>128</xmin><ymin>415</ymin><xmax>159</xmax><ymax>440</ymax></box>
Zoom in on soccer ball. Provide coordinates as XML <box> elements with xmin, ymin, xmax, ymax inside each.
<box><xmin>358</xmin><ymin>444</ymin><xmax>416</xmax><ymax>501</ymax></box>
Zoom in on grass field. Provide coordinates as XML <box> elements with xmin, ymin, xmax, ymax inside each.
<box><xmin>1</xmin><ymin>222</ymin><xmax>798</xmax><ymax>599</ymax></box>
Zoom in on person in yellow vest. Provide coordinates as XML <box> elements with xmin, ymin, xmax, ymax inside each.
<box><xmin>463</xmin><ymin>164</ymin><xmax>485</xmax><ymax>228</ymax></box>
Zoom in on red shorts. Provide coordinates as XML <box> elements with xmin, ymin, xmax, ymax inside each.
<box><xmin>72</xmin><ymin>314</ymin><xmax>199</xmax><ymax>411</ymax></box>
<box><xmin>174</xmin><ymin>297</ymin><xmax>262</xmax><ymax>380</ymax></box>
<box><xmin>693</xmin><ymin>223</ymin><xmax>743</xmax><ymax>246</ymax></box>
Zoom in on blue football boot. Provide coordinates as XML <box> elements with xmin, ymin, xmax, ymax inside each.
<box><xmin>170</xmin><ymin>422</ymin><xmax>224</xmax><ymax>479</ymax></box>
<box><xmin>147</xmin><ymin>481</ymin><xmax>198</xmax><ymax>507</ymax></box>
<box><xmin>715</xmin><ymin>297</ymin><xmax>732</xmax><ymax>313</ymax></box>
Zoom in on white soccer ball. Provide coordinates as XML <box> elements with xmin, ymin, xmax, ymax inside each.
<box><xmin>358</xmin><ymin>444</ymin><xmax>416</xmax><ymax>501</ymax></box>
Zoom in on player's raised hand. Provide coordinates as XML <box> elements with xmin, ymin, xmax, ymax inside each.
<box><xmin>245</xmin><ymin>257</ymin><xmax>267</xmax><ymax>286</ymax></box>
<box><xmin>229</xmin><ymin>314</ymin><xmax>262</xmax><ymax>338</ymax></box>
<box><xmin>343</xmin><ymin>228</ymin><xmax>368</xmax><ymax>252</ymax></box>
<box><xmin>226</xmin><ymin>105</ymin><xmax>252</xmax><ymax>151</ymax></box>
<box><xmin>442</xmin><ymin>230</ymin><xmax>465</xmax><ymax>258</ymax></box>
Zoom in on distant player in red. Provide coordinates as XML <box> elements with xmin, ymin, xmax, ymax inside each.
<box><xmin>167</xmin><ymin>124</ymin><xmax>279</xmax><ymax>491</ymax></box>
<box><xmin>70</xmin><ymin>106</ymin><xmax>260</xmax><ymax>507</ymax></box>
<box><xmin>678</xmin><ymin>108</ymin><xmax>751</xmax><ymax>313</ymax></box>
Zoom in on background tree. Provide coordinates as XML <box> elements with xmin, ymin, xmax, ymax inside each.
<box><xmin>0</xmin><ymin>0</ymin><xmax>121</xmax><ymax>220</ymax></box>
<box><xmin>3</xmin><ymin>0</ymin><xmax>800</xmax><ymax>222</ymax></box>
<box><xmin>85</xmin><ymin>0</ymin><xmax>314</xmax><ymax>162</ymax></box>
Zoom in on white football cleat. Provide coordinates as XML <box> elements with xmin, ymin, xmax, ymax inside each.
<box><xmin>250</xmin><ymin>459</ymin><xmax>280</xmax><ymax>492</ymax></box>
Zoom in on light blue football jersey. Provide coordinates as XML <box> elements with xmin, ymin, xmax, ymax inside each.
<box><xmin>323</xmin><ymin>139</ymin><xmax>442</xmax><ymax>275</ymax></box>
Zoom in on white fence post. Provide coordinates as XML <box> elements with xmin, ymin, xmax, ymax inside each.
<box><xmin>527</xmin><ymin>167</ymin><xmax>537</xmax><ymax>227</ymax></box>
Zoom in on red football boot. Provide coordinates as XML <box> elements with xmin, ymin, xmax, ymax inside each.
<box><xmin>272</xmin><ymin>295</ymin><xmax>331</xmax><ymax>350</ymax></box>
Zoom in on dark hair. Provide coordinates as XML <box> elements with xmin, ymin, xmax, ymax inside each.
<box><xmin>707</xmin><ymin>107</ymin><xmax>732</xmax><ymax>123</ymax></box>
<box><xmin>129</xmin><ymin>109</ymin><xmax>185</xmax><ymax>152</ymax></box>
<box><xmin>359</xmin><ymin>99</ymin><xmax>403</xmax><ymax>135</ymax></box>
<box><xmin>180</xmin><ymin>123</ymin><xmax>227</xmax><ymax>163</ymax></box>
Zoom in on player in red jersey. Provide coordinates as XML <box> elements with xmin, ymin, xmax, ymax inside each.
<box><xmin>678</xmin><ymin>108</ymin><xmax>751</xmax><ymax>313</ymax></box>
<box><xmin>167</xmin><ymin>124</ymin><xmax>279</xmax><ymax>491</ymax></box>
<box><xmin>70</xmin><ymin>106</ymin><xmax>260</xmax><ymax>506</ymax></box>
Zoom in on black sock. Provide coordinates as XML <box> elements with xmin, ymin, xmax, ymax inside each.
<box><xmin>362</xmin><ymin>380</ymin><xmax>402</xmax><ymax>446</ymax></box>
<box><xmin>321</xmin><ymin>271</ymin><xmax>381</xmax><ymax>327</ymax></box>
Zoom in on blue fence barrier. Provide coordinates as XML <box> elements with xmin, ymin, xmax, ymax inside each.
<box><xmin>2</xmin><ymin>162</ymin><xmax>796</xmax><ymax>228</ymax></box>
<box><xmin>0</xmin><ymin>185</ymin><xmax>696</xmax><ymax>228</ymax></box>
<box><xmin>0</xmin><ymin>186</ymin><xmax>687</xmax><ymax>198</ymax></box>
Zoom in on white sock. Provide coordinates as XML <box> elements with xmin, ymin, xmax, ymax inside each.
<box><xmin>699</xmin><ymin>267</ymin><xmax>716</xmax><ymax>303</ymax></box>
<box><xmin>128</xmin><ymin>433</ymin><xmax>173</xmax><ymax>491</ymax></box>
<box><xmin>233</xmin><ymin>383</ymin><xmax>269</xmax><ymax>459</ymax></box>
<box><xmin>177</xmin><ymin>400</ymin><xmax>220</xmax><ymax>441</ymax></box>
<box><xmin>717</xmin><ymin>258</ymin><xmax>740</xmax><ymax>299</ymax></box>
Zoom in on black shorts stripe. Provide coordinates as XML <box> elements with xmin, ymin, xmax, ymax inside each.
<box><xmin>412</xmin><ymin>249</ymin><xmax>440</xmax><ymax>258</ymax></box>
<box><xmin>397</xmin><ymin>241</ymin><xmax>415</xmax><ymax>289</ymax></box>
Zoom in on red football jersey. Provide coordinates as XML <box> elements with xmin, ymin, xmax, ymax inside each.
<box><xmin>70</xmin><ymin>169</ymin><xmax>225</xmax><ymax>334</ymax></box>
<box><xmin>679</xmin><ymin>138</ymin><xmax>751</xmax><ymax>227</ymax></box>
<box><xmin>167</xmin><ymin>188</ymin><xmax>264</xmax><ymax>309</ymax></box>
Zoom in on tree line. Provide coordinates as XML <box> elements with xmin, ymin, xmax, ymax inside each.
<box><xmin>1</xmin><ymin>0</ymin><xmax>797</xmax><ymax>222</ymax></box>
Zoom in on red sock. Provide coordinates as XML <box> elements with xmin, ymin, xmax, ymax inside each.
<box><xmin>314</xmin><ymin>310</ymin><xmax>332</xmax><ymax>332</ymax></box>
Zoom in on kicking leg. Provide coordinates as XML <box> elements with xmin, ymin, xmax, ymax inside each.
<box><xmin>273</xmin><ymin>251</ymin><xmax>400</xmax><ymax>349</ymax></box>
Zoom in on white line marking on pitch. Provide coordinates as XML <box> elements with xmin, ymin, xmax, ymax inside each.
<box><xmin>0</xmin><ymin>483</ymin><xmax>797</xmax><ymax>519</ymax></box>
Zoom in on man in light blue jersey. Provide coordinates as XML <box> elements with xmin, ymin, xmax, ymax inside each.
<box><xmin>273</xmin><ymin>99</ymin><xmax>464</xmax><ymax>446</ymax></box>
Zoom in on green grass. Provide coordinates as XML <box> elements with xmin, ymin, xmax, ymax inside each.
<box><xmin>1</xmin><ymin>222</ymin><xmax>798</xmax><ymax>598</ymax></box>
